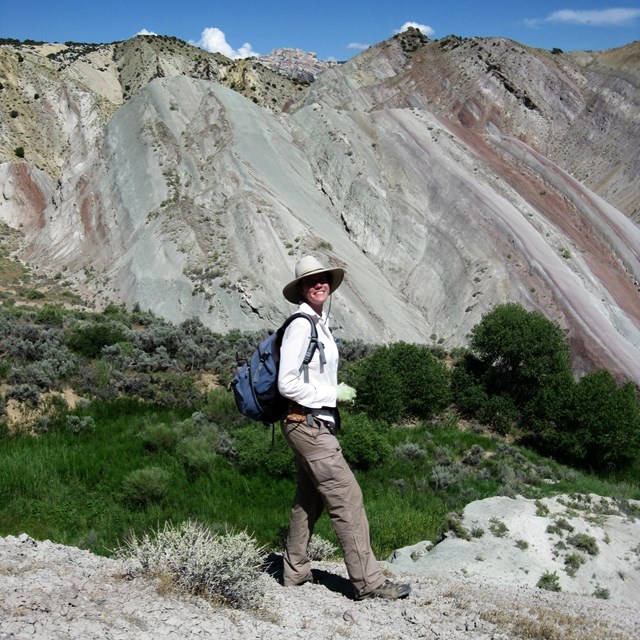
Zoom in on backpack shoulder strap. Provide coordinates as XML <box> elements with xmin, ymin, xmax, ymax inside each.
<box><xmin>279</xmin><ymin>312</ymin><xmax>325</xmax><ymax>383</ymax></box>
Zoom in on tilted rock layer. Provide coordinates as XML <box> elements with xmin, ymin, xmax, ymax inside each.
<box><xmin>0</xmin><ymin>31</ymin><xmax>639</xmax><ymax>382</ymax></box>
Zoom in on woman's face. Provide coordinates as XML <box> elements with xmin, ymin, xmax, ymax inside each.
<box><xmin>300</xmin><ymin>273</ymin><xmax>331</xmax><ymax>310</ymax></box>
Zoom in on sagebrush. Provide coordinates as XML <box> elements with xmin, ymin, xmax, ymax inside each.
<box><xmin>117</xmin><ymin>520</ymin><xmax>267</xmax><ymax>609</ymax></box>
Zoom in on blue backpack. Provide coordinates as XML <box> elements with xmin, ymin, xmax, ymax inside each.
<box><xmin>229</xmin><ymin>313</ymin><xmax>325</xmax><ymax>424</ymax></box>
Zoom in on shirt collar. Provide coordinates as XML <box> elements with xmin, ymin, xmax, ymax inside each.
<box><xmin>298</xmin><ymin>301</ymin><xmax>326</xmax><ymax>323</ymax></box>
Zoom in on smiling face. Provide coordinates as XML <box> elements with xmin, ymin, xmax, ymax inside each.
<box><xmin>299</xmin><ymin>273</ymin><xmax>331</xmax><ymax>314</ymax></box>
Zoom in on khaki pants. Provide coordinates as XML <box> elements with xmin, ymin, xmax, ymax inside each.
<box><xmin>281</xmin><ymin>415</ymin><xmax>385</xmax><ymax>597</ymax></box>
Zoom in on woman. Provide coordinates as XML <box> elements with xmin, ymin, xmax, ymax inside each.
<box><xmin>277</xmin><ymin>255</ymin><xmax>411</xmax><ymax>600</ymax></box>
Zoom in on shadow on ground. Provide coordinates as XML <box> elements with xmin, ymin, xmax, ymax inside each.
<box><xmin>263</xmin><ymin>552</ymin><xmax>354</xmax><ymax>599</ymax></box>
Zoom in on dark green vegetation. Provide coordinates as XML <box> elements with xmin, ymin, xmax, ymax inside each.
<box><xmin>451</xmin><ymin>303</ymin><xmax>640</xmax><ymax>472</ymax></box>
<box><xmin>0</xmin><ymin>298</ymin><xmax>638</xmax><ymax>561</ymax></box>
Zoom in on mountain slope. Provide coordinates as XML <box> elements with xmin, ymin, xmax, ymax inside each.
<box><xmin>0</xmin><ymin>32</ymin><xmax>639</xmax><ymax>382</ymax></box>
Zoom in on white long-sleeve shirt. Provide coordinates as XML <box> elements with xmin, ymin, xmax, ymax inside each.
<box><xmin>277</xmin><ymin>302</ymin><xmax>338</xmax><ymax>419</ymax></box>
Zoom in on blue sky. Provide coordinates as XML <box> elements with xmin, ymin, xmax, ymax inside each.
<box><xmin>3</xmin><ymin>1</ymin><xmax>639</xmax><ymax>60</ymax></box>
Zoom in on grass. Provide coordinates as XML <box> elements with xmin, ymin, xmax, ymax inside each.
<box><xmin>1</xmin><ymin>392</ymin><xmax>638</xmax><ymax>560</ymax></box>
<box><xmin>0</xmin><ymin>398</ymin><xmax>298</xmax><ymax>554</ymax></box>
<box><xmin>480</xmin><ymin>605</ymin><xmax>630</xmax><ymax>640</ymax></box>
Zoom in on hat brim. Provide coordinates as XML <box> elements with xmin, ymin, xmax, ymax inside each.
<box><xmin>282</xmin><ymin>267</ymin><xmax>345</xmax><ymax>304</ymax></box>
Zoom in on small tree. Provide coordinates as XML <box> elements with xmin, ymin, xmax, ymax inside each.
<box><xmin>346</xmin><ymin>346</ymin><xmax>405</xmax><ymax>423</ymax></box>
<box><xmin>346</xmin><ymin>342</ymin><xmax>450</xmax><ymax>423</ymax></box>
<box><xmin>469</xmin><ymin>304</ymin><xmax>572</xmax><ymax>397</ymax></box>
<box><xmin>386</xmin><ymin>342</ymin><xmax>451</xmax><ymax>419</ymax></box>
<box><xmin>465</xmin><ymin>303</ymin><xmax>574</xmax><ymax>427</ymax></box>
<box><xmin>564</xmin><ymin>370</ymin><xmax>640</xmax><ymax>471</ymax></box>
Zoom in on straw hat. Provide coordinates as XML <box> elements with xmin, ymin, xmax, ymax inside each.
<box><xmin>282</xmin><ymin>256</ymin><xmax>345</xmax><ymax>303</ymax></box>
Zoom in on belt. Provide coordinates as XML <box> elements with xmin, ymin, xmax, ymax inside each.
<box><xmin>286</xmin><ymin>402</ymin><xmax>340</xmax><ymax>432</ymax></box>
<box><xmin>287</xmin><ymin>402</ymin><xmax>315</xmax><ymax>425</ymax></box>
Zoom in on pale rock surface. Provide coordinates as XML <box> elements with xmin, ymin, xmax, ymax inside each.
<box><xmin>2</xmin><ymin>494</ymin><xmax>639</xmax><ymax>639</ymax></box>
<box><xmin>389</xmin><ymin>494</ymin><xmax>640</xmax><ymax>608</ymax></box>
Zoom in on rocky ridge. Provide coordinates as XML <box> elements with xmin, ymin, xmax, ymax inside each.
<box><xmin>255</xmin><ymin>48</ymin><xmax>338</xmax><ymax>82</ymax></box>
<box><xmin>0</xmin><ymin>31</ymin><xmax>639</xmax><ymax>383</ymax></box>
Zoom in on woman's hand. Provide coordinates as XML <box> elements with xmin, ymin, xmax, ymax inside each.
<box><xmin>336</xmin><ymin>382</ymin><xmax>357</xmax><ymax>404</ymax></box>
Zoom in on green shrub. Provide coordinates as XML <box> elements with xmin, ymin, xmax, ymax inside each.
<box><xmin>462</xmin><ymin>303</ymin><xmax>574</xmax><ymax>428</ymax></box>
<box><xmin>469</xmin><ymin>303</ymin><xmax>572</xmax><ymax>391</ymax></box>
<box><xmin>478</xmin><ymin>394</ymin><xmax>519</xmax><ymax>435</ymax></box>
<box><xmin>537</xmin><ymin>570</ymin><xmax>561</xmax><ymax>592</ymax></box>
<box><xmin>176</xmin><ymin>436</ymin><xmax>218</xmax><ymax>479</ymax></box>
<box><xmin>152</xmin><ymin>374</ymin><xmax>204</xmax><ymax>409</ymax></box>
<box><xmin>451</xmin><ymin>363</ymin><xmax>489</xmax><ymax>417</ymax></box>
<box><xmin>35</xmin><ymin>304</ymin><xmax>65</xmax><ymax>326</ymax></box>
<box><xmin>489</xmin><ymin>517</ymin><xmax>509</xmax><ymax>537</ymax></box>
<box><xmin>593</xmin><ymin>585</ymin><xmax>609</xmax><ymax>599</ymax></box>
<box><xmin>564</xmin><ymin>552</ymin><xmax>585</xmax><ymax>576</ymax></box>
<box><xmin>339</xmin><ymin>412</ymin><xmax>391</xmax><ymax>469</ymax></box>
<box><xmin>567</xmin><ymin>533</ymin><xmax>599</xmax><ymax>556</ymax></box>
<box><xmin>451</xmin><ymin>303</ymin><xmax>640</xmax><ymax>475</ymax></box>
<box><xmin>563</xmin><ymin>370</ymin><xmax>640</xmax><ymax>471</ymax></box>
<box><xmin>122</xmin><ymin>466</ymin><xmax>171</xmax><ymax>507</ymax></box>
<box><xmin>234</xmin><ymin>426</ymin><xmax>295</xmax><ymax>478</ymax></box>
<box><xmin>65</xmin><ymin>415</ymin><xmax>95</xmax><ymax>435</ymax></box>
<box><xmin>66</xmin><ymin>322</ymin><xmax>127</xmax><ymax>359</ymax></box>
<box><xmin>346</xmin><ymin>347</ymin><xmax>404</xmax><ymax>423</ymax></box>
<box><xmin>535</xmin><ymin>499</ymin><xmax>550</xmax><ymax>517</ymax></box>
<box><xmin>140</xmin><ymin>423</ymin><xmax>179</xmax><ymax>453</ymax></box>
<box><xmin>24</xmin><ymin>289</ymin><xmax>45</xmax><ymax>300</ymax></box>
<box><xmin>347</xmin><ymin>342</ymin><xmax>450</xmax><ymax>423</ymax></box>
<box><xmin>117</xmin><ymin>520</ymin><xmax>266</xmax><ymax>609</ymax></box>
<box><xmin>546</xmin><ymin>517</ymin><xmax>574</xmax><ymax>535</ymax></box>
<box><xmin>176</xmin><ymin>411</ymin><xmax>236</xmax><ymax>459</ymax></box>
<box><xmin>386</xmin><ymin>342</ymin><xmax>451</xmax><ymax>418</ymax></box>
<box><xmin>14</xmin><ymin>146</ymin><xmax>25</xmax><ymax>158</ymax></box>
<box><xmin>443</xmin><ymin>513</ymin><xmax>471</xmax><ymax>540</ymax></box>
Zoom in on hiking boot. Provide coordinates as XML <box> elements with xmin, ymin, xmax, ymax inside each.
<box><xmin>356</xmin><ymin>579</ymin><xmax>411</xmax><ymax>600</ymax></box>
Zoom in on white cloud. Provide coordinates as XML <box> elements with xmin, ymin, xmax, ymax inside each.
<box><xmin>192</xmin><ymin>27</ymin><xmax>259</xmax><ymax>59</ymax></box>
<box><xmin>547</xmin><ymin>8</ymin><xmax>640</xmax><ymax>26</ymax></box>
<box><xmin>136</xmin><ymin>28</ymin><xmax>157</xmax><ymax>36</ymax></box>
<box><xmin>394</xmin><ymin>21</ymin><xmax>435</xmax><ymax>37</ymax></box>
<box><xmin>347</xmin><ymin>42</ymin><xmax>370</xmax><ymax>50</ymax></box>
<box><xmin>346</xmin><ymin>21</ymin><xmax>434</xmax><ymax>55</ymax></box>
<box><xmin>527</xmin><ymin>8</ymin><xmax>640</xmax><ymax>28</ymax></box>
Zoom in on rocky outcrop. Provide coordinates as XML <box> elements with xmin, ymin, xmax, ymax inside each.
<box><xmin>0</xmin><ymin>31</ymin><xmax>639</xmax><ymax>383</ymax></box>
<box><xmin>255</xmin><ymin>48</ymin><xmax>338</xmax><ymax>82</ymax></box>
<box><xmin>390</xmin><ymin>494</ymin><xmax>640</xmax><ymax>608</ymax></box>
